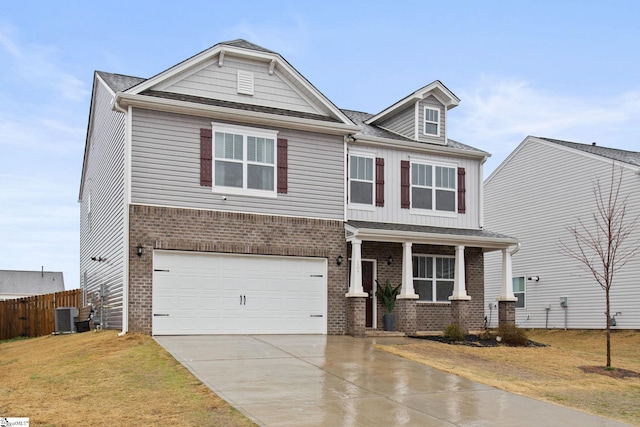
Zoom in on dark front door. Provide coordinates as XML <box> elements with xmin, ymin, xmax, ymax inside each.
<box><xmin>362</xmin><ymin>261</ymin><xmax>374</xmax><ymax>328</ymax></box>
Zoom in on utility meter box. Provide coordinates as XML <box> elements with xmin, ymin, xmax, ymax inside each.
<box><xmin>560</xmin><ymin>297</ymin><xmax>568</xmax><ymax>307</ymax></box>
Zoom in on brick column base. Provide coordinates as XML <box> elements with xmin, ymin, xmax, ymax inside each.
<box><xmin>450</xmin><ymin>299</ymin><xmax>471</xmax><ymax>334</ymax></box>
<box><xmin>498</xmin><ymin>300</ymin><xmax>516</xmax><ymax>326</ymax></box>
<box><xmin>346</xmin><ymin>297</ymin><xmax>366</xmax><ymax>338</ymax></box>
<box><xmin>394</xmin><ymin>299</ymin><xmax>417</xmax><ymax>335</ymax></box>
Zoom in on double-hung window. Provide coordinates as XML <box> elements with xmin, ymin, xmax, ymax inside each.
<box><xmin>349</xmin><ymin>154</ymin><xmax>374</xmax><ymax>206</ymax></box>
<box><xmin>512</xmin><ymin>277</ymin><xmax>526</xmax><ymax>308</ymax></box>
<box><xmin>411</xmin><ymin>162</ymin><xmax>456</xmax><ymax>212</ymax></box>
<box><xmin>212</xmin><ymin>124</ymin><xmax>277</xmax><ymax>196</ymax></box>
<box><xmin>424</xmin><ymin>107</ymin><xmax>439</xmax><ymax>136</ymax></box>
<box><xmin>413</xmin><ymin>255</ymin><xmax>455</xmax><ymax>302</ymax></box>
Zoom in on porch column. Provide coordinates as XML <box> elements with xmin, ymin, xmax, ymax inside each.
<box><xmin>498</xmin><ymin>248</ymin><xmax>517</xmax><ymax>301</ymax></box>
<box><xmin>449</xmin><ymin>245</ymin><xmax>471</xmax><ymax>300</ymax></box>
<box><xmin>398</xmin><ymin>241</ymin><xmax>418</xmax><ymax>299</ymax></box>
<box><xmin>346</xmin><ymin>239</ymin><xmax>367</xmax><ymax>297</ymax></box>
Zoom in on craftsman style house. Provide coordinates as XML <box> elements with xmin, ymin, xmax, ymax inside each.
<box><xmin>484</xmin><ymin>137</ymin><xmax>640</xmax><ymax>329</ymax></box>
<box><xmin>79</xmin><ymin>40</ymin><xmax>517</xmax><ymax>336</ymax></box>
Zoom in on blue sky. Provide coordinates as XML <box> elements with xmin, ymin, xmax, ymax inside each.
<box><xmin>1</xmin><ymin>1</ymin><xmax>639</xmax><ymax>290</ymax></box>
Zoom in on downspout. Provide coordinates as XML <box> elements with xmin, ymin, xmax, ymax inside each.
<box><xmin>113</xmin><ymin>97</ymin><xmax>130</xmax><ymax>337</ymax></box>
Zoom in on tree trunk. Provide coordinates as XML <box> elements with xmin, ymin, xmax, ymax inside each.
<box><xmin>606</xmin><ymin>289</ymin><xmax>611</xmax><ymax>368</ymax></box>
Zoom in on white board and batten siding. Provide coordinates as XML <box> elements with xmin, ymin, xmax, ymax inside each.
<box><xmin>484</xmin><ymin>138</ymin><xmax>640</xmax><ymax>329</ymax></box>
<box><xmin>348</xmin><ymin>144</ymin><xmax>482</xmax><ymax>229</ymax></box>
<box><xmin>154</xmin><ymin>56</ymin><xmax>329</xmax><ymax>116</ymax></box>
<box><xmin>79</xmin><ymin>79</ymin><xmax>127</xmax><ymax>330</ymax></box>
<box><xmin>130</xmin><ymin>109</ymin><xmax>344</xmax><ymax>220</ymax></box>
<box><xmin>152</xmin><ymin>251</ymin><xmax>328</xmax><ymax>335</ymax></box>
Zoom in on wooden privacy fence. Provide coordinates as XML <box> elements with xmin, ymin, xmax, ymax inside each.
<box><xmin>0</xmin><ymin>289</ymin><xmax>82</xmax><ymax>340</ymax></box>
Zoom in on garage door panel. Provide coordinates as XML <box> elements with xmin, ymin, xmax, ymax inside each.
<box><xmin>152</xmin><ymin>251</ymin><xmax>327</xmax><ymax>335</ymax></box>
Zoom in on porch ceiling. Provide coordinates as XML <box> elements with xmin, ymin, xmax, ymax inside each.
<box><xmin>345</xmin><ymin>220</ymin><xmax>518</xmax><ymax>251</ymax></box>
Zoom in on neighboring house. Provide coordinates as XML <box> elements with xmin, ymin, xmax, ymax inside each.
<box><xmin>484</xmin><ymin>136</ymin><xmax>640</xmax><ymax>329</ymax></box>
<box><xmin>0</xmin><ymin>270</ymin><xmax>65</xmax><ymax>301</ymax></box>
<box><xmin>79</xmin><ymin>39</ymin><xmax>517</xmax><ymax>337</ymax></box>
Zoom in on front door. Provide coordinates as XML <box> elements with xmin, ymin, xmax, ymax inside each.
<box><xmin>362</xmin><ymin>261</ymin><xmax>374</xmax><ymax>328</ymax></box>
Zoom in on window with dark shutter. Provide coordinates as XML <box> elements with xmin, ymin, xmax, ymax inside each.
<box><xmin>200</xmin><ymin>128</ymin><xmax>212</xmax><ymax>187</ymax></box>
<box><xmin>277</xmin><ymin>138</ymin><xmax>288</xmax><ymax>194</ymax></box>
<box><xmin>401</xmin><ymin>160</ymin><xmax>410</xmax><ymax>209</ymax></box>
<box><xmin>457</xmin><ymin>167</ymin><xmax>466</xmax><ymax>214</ymax></box>
<box><xmin>375</xmin><ymin>157</ymin><xmax>384</xmax><ymax>207</ymax></box>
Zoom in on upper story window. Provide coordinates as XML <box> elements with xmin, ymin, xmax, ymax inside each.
<box><xmin>413</xmin><ymin>255</ymin><xmax>455</xmax><ymax>302</ymax></box>
<box><xmin>212</xmin><ymin>124</ymin><xmax>278</xmax><ymax>196</ymax></box>
<box><xmin>411</xmin><ymin>162</ymin><xmax>456</xmax><ymax>212</ymax></box>
<box><xmin>349</xmin><ymin>154</ymin><xmax>374</xmax><ymax>206</ymax></box>
<box><xmin>424</xmin><ymin>107</ymin><xmax>440</xmax><ymax>136</ymax></box>
<box><xmin>513</xmin><ymin>277</ymin><xmax>526</xmax><ymax>308</ymax></box>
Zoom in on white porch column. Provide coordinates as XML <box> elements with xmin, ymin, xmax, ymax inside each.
<box><xmin>398</xmin><ymin>241</ymin><xmax>418</xmax><ymax>299</ymax></box>
<box><xmin>450</xmin><ymin>245</ymin><xmax>471</xmax><ymax>300</ymax></box>
<box><xmin>498</xmin><ymin>248</ymin><xmax>517</xmax><ymax>301</ymax></box>
<box><xmin>346</xmin><ymin>239</ymin><xmax>367</xmax><ymax>297</ymax></box>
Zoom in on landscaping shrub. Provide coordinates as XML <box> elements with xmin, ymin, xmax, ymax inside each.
<box><xmin>443</xmin><ymin>324</ymin><xmax>465</xmax><ymax>342</ymax></box>
<box><xmin>497</xmin><ymin>324</ymin><xmax>529</xmax><ymax>346</ymax></box>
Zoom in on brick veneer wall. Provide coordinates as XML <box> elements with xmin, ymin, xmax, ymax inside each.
<box><xmin>351</xmin><ymin>242</ymin><xmax>485</xmax><ymax>332</ymax></box>
<box><xmin>128</xmin><ymin>205</ymin><xmax>347</xmax><ymax>334</ymax></box>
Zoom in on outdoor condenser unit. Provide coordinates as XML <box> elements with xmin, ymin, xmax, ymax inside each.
<box><xmin>55</xmin><ymin>307</ymin><xmax>79</xmax><ymax>333</ymax></box>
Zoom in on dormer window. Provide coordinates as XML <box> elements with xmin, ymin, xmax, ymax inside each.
<box><xmin>424</xmin><ymin>107</ymin><xmax>439</xmax><ymax>136</ymax></box>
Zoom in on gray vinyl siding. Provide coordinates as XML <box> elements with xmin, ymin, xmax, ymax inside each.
<box><xmin>79</xmin><ymin>80</ymin><xmax>126</xmax><ymax>330</ymax></box>
<box><xmin>378</xmin><ymin>104</ymin><xmax>415</xmax><ymax>140</ymax></box>
<box><xmin>347</xmin><ymin>144</ymin><xmax>481</xmax><ymax>229</ymax></box>
<box><xmin>417</xmin><ymin>96</ymin><xmax>446</xmax><ymax>145</ymax></box>
<box><xmin>156</xmin><ymin>56</ymin><xmax>326</xmax><ymax>116</ymax></box>
<box><xmin>130</xmin><ymin>108</ymin><xmax>344</xmax><ymax>220</ymax></box>
<box><xmin>484</xmin><ymin>139</ymin><xmax>640</xmax><ymax>329</ymax></box>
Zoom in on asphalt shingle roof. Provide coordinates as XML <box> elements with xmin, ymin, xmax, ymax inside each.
<box><xmin>0</xmin><ymin>270</ymin><xmax>65</xmax><ymax>296</ymax></box>
<box><xmin>347</xmin><ymin>220</ymin><xmax>515</xmax><ymax>241</ymax></box>
<box><xmin>539</xmin><ymin>137</ymin><xmax>640</xmax><ymax>167</ymax></box>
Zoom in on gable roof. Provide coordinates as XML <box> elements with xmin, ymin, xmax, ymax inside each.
<box><xmin>0</xmin><ymin>270</ymin><xmax>65</xmax><ymax>297</ymax></box>
<box><xmin>365</xmin><ymin>80</ymin><xmax>460</xmax><ymax>125</ymax></box>
<box><xmin>538</xmin><ymin>137</ymin><xmax>640</xmax><ymax>167</ymax></box>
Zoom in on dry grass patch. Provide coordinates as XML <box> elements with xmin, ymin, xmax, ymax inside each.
<box><xmin>377</xmin><ymin>329</ymin><xmax>640</xmax><ymax>426</ymax></box>
<box><xmin>0</xmin><ymin>331</ymin><xmax>256</xmax><ymax>427</ymax></box>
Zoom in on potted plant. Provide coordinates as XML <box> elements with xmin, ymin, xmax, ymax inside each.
<box><xmin>375</xmin><ymin>279</ymin><xmax>401</xmax><ymax>331</ymax></box>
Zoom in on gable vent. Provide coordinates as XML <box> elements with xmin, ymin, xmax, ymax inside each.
<box><xmin>237</xmin><ymin>70</ymin><xmax>254</xmax><ymax>95</ymax></box>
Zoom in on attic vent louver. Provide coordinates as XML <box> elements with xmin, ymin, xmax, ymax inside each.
<box><xmin>237</xmin><ymin>70</ymin><xmax>254</xmax><ymax>95</ymax></box>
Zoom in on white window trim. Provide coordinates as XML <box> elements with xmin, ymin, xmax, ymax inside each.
<box><xmin>211</xmin><ymin>122</ymin><xmax>278</xmax><ymax>198</ymax></box>
<box><xmin>348</xmin><ymin>150</ymin><xmax>376</xmax><ymax>211</ymax></box>
<box><xmin>413</xmin><ymin>254</ymin><xmax>455</xmax><ymax>304</ymax></box>
<box><xmin>513</xmin><ymin>276</ymin><xmax>526</xmax><ymax>309</ymax></box>
<box><xmin>423</xmin><ymin>106</ymin><xmax>440</xmax><ymax>137</ymax></box>
<box><xmin>408</xmin><ymin>157</ymin><xmax>457</xmax><ymax>216</ymax></box>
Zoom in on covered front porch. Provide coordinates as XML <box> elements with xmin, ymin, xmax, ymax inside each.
<box><xmin>344</xmin><ymin>221</ymin><xmax>519</xmax><ymax>337</ymax></box>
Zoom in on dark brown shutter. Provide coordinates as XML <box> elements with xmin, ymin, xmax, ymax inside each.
<box><xmin>277</xmin><ymin>138</ymin><xmax>288</xmax><ymax>194</ymax></box>
<box><xmin>457</xmin><ymin>167</ymin><xmax>466</xmax><ymax>214</ymax></box>
<box><xmin>375</xmin><ymin>157</ymin><xmax>385</xmax><ymax>207</ymax></box>
<box><xmin>401</xmin><ymin>160</ymin><xmax>410</xmax><ymax>209</ymax></box>
<box><xmin>200</xmin><ymin>128</ymin><xmax>212</xmax><ymax>187</ymax></box>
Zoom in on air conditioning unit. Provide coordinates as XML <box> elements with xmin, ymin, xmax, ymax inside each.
<box><xmin>55</xmin><ymin>307</ymin><xmax>79</xmax><ymax>333</ymax></box>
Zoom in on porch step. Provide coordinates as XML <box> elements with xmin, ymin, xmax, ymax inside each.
<box><xmin>365</xmin><ymin>329</ymin><xmax>406</xmax><ymax>337</ymax></box>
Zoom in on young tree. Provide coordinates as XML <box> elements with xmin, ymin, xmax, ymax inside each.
<box><xmin>560</xmin><ymin>163</ymin><xmax>638</xmax><ymax>368</ymax></box>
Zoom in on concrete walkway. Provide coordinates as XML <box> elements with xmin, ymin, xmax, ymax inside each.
<box><xmin>156</xmin><ymin>335</ymin><xmax>630</xmax><ymax>427</ymax></box>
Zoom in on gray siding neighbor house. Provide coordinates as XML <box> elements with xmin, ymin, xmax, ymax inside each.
<box><xmin>484</xmin><ymin>136</ymin><xmax>640</xmax><ymax>330</ymax></box>
<box><xmin>79</xmin><ymin>40</ymin><xmax>517</xmax><ymax>337</ymax></box>
<box><xmin>0</xmin><ymin>270</ymin><xmax>65</xmax><ymax>301</ymax></box>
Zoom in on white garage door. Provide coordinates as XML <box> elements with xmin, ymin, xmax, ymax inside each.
<box><xmin>152</xmin><ymin>251</ymin><xmax>327</xmax><ymax>335</ymax></box>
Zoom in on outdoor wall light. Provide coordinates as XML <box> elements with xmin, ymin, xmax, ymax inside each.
<box><xmin>136</xmin><ymin>245</ymin><xmax>144</xmax><ymax>257</ymax></box>
<box><xmin>387</xmin><ymin>255</ymin><xmax>393</xmax><ymax>265</ymax></box>
<box><xmin>91</xmin><ymin>256</ymin><xmax>106</xmax><ymax>262</ymax></box>
<box><xmin>527</xmin><ymin>276</ymin><xmax>540</xmax><ymax>282</ymax></box>
<box><xmin>337</xmin><ymin>255</ymin><xmax>344</xmax><ymax>266</ymax></box>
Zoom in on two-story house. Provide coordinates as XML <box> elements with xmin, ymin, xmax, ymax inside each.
<box><xmin>79</xmin><ymin>39</ymin><xmax>518</xmax><ymax>337</ymax></box>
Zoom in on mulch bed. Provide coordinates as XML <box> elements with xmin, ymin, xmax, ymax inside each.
<box><xmin>410</xmin><ymin>334</ymin><xmax>547</xmax><ymax>348</ymax></box>
<box><xmin>578</xmin><ymin>366</ymin><xmax>640</xmax><ymax>378</ymax></box>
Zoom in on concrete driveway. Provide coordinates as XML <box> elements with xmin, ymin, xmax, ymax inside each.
<box><xmin>156</xmin><ymin>335</ymin><xmax>629</xmax><ymax>427</ymax></box>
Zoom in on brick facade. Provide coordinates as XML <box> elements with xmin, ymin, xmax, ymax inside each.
<box><xmin>346</xmin><ymin>297</ymin><xmax>366</xmax><ymax>337</ymax></box>
<box><xmin>499</xmin><ymin>300</ymin><xmax>516</xmax><ymax>326</ymax></box>
<box><xmin>128</xmin><ymin>205</ymin><xmax>347</xmax><ymax>334</ymax></box>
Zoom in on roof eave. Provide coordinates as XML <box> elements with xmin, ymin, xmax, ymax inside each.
<box><xmin>114</xmin><ymin>93</ymin><xmax>360</xmax><ymax>135</ymax></box>
<box><xmin>351</xmin><ymin>133</ymin><xmax>489</xmax><ymax>160</ymax></box>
